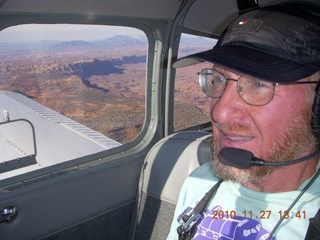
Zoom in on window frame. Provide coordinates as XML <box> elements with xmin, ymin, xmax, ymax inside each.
<box><xmin>0</xmin><ymin>14</ymin><xmax>168</xmax><ymax>188</ymax></box>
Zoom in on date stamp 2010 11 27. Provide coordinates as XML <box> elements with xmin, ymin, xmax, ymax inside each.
<box><xmin>212</xmin><ymin>210</ymin><xmax>307</xmax><ymax>220</ymax></box>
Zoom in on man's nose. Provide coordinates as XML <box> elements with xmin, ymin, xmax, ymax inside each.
<box><xmin>211</xmin><ymin>81</ymin><xmax>247</xmax><ymax>123</ymax></box>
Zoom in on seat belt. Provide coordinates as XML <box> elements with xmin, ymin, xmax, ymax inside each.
<box><xmin>177</xmin><ymin>179</ymin><xmax>222</xmax><ymax>240</ymax></box>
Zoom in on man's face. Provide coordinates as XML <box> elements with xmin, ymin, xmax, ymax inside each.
<box><xmin>210</xmin><ymin>66</ymin><xmax>317</xmax><ymax>184</ymax></box>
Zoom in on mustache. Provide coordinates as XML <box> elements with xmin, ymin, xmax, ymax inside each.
<box><xmin>214</xmin><ymin>122</ymin><xmax>254</xmax><ymax>134</ymax></box>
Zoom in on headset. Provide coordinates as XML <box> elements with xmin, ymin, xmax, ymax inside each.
<box><xmin>300</xmin><ymin>2</ymin><xmax>320</xmax><ymax>144</ymax></box>
<box><xmin>312</xmin><ymin>81</ymin><xmax>320</xmax><ymax>144</ymax></box>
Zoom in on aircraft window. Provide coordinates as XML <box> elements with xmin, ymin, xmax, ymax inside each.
<box><xmin>174</xmin><ymin>34</ymin><xmax>217</xmax><ymax>131</ymax></box>
<box><xmin>0</xmin><ymin>24</ymin><xmax>147</xmax><ymax>179</ymax></box>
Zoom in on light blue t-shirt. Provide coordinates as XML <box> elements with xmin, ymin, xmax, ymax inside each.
<box><xmin>167</xmin><ymin>162</ymin><xmax>320</xmax><ymax>240</ymax></box>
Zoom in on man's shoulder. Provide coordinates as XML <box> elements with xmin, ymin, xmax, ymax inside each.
<box><xmin>187</xmin><ymin>162</ymin><xmax>220</xmax><ymax>184</ymax></box>
<box><xmin>177</xmin><ymin>161</ymin><xmax>221</xmax><ymax>209</ymax></box>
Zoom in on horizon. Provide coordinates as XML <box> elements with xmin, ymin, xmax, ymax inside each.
<box><xmin>0</xmin><ymin>24</ymin><xmax>212</xmax><ymax>44</ymax></box>
<box><xmin>0</xmin><ymin>24</ymin><xmax>145</xmax><ymax>43</ymax></box>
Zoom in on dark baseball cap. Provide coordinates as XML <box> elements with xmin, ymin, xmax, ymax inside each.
<box><xmin>173</xmin><ymin>2</ymin><xmax>320</xmax><ymax>83</ymax></box>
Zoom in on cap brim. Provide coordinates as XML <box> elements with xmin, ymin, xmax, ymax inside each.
<box><xmin>173</xmin><ymin>45</ymin><xmax>318</xmax><ymax>83</ymax></box>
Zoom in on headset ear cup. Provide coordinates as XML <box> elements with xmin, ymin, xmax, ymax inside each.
<box><xmin>312</xmin><ymin>82</ymin><xmax>320</xmax><ymax>143</ymax></box>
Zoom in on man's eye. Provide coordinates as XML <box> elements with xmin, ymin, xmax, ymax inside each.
<box><xmin>212</xmin><ymin>76</ymin><xmax>225</xmax><ymax>84</ymax></box>
<box><xmin>254</xmin><ymin>81</ymin><xmax>265</xmax><ymax>88</ymax></box>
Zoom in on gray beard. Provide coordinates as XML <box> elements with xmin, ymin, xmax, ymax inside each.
<box><xmin>211</xmin><ymin>112</ymin><xmax>316</xmax><ymax>184</ymax></box>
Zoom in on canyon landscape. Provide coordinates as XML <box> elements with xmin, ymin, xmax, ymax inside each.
<box><xmin>0</xmin><ymin>34</ymin><xmax>212</xmax><ymax>143</ymax></box>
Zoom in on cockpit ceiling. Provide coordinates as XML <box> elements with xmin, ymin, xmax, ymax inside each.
<box><xmin>0</xmin><ymin>0</ymin><xmax>319</xmax><ymax>38</ymax></box>
<box><xmin>0</xmin><ymin>0</ymin><xmax>181</xmax><ymax>19</ymax></box>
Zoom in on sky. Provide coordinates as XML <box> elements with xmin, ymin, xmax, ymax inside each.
<box><xmin>0</xmin><ymin>24</ymin><xmax>144</xmax><ymax>42</ymax></box>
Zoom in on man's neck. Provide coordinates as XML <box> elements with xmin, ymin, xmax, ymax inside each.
<box><xmin>243</xmin><ymin>157</ymin><xmax>319</xmax><ymax>193</ymax></box>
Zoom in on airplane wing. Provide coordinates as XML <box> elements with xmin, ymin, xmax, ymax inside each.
<box><xmin>0</xmin><ymin>91</ymin><xmax>121</xmax><ymax>180</ymax></box>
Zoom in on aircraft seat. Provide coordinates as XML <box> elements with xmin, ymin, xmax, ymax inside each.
<box><xmin>131</xmin><ymin>130</ymin><xmax>212</xmax><ymax>240</ymax></box>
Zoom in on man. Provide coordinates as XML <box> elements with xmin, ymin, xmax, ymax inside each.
<box><xmin>167</xmin><ymin>2</ymin><xmax>320</xmax><ymax>240</ymax></box>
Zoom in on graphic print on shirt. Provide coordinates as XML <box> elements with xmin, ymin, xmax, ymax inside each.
<box><xmin>193</xmin><ymin>205</ymin><xmax>276</xmax><ymax>240</ymax></box>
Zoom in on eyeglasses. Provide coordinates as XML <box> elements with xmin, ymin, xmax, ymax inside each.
<box><xmin>198</xmin><ymin>68</ymin><xmax>318</xmax><ymax>106</ymax></box>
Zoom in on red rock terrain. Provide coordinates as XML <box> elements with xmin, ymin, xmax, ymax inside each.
<box><xmin>0</xmin><ymin>36</ymin><xmax>212</xmax><ymax>143</ymax></box>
